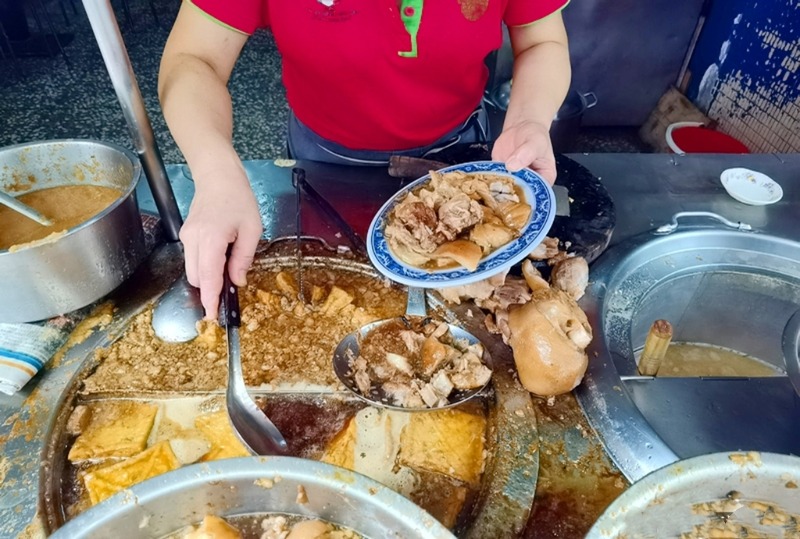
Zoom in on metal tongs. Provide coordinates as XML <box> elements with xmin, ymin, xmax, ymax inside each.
<box><xmin>291</xmin><ymin>167</ymin><xmax>367</xmax><ymax>302</ymax></box>
<box><xmin>221</xmin><ymin>254</ymin><xmax>288</xmax><ymax>455</ymax></box>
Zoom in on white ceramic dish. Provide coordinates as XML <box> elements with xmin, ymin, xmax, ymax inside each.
<box><xmin>720</xmin><ymin>167</ymin><xmax>783</xmax><ymax>205</ymax></box>
<box><xmin>367</xmin><ymin>161</ymin><xmax>555</xmax><ymax>288</ymax></box>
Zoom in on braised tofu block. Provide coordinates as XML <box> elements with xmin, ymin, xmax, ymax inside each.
<box><xmin>82</xmin><ymin>441</ymin><xmax>180</xmax><ymax>505</ymax></box>
<box><xmin>194</xmin><ymin>410</ymin><xmax>251</xmax><ymax>461</ymax></box>
<box><xmin>68</xmin><ymin>401</ymin><xmax>158</xmax><ymax>462</ymax></box>
<box><xmin>321</xmin><ymin>416</ymin><xmax>356</xmax><ymax>470</ymax></box>
<box><xmin>398</xmin><ymin>408</ymin><xmax>485</xmax><ymax>485</ymax></box>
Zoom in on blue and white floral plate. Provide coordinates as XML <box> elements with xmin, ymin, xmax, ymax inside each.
<box><xmin>367</xmin><ymin>161</ymin><xmax>556</xmax><ymax>288</ymax></box>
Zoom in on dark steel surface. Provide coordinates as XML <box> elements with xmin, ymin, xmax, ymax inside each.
<box><xmin>567</xmin><ymin>153</ymin><xmax>799</xmax><ymax>243</ymax></box>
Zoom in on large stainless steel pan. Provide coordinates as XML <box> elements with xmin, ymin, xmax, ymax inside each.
<box><xmin>0</xmin><ymin>139</ymin><xmax>146</xmax><ymax>323</ymax></box>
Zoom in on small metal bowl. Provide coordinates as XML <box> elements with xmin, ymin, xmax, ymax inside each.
<box><xmin>50</xmin><ymin>456</ymin><xmax>456</xmax><ymax>539</ymax></box>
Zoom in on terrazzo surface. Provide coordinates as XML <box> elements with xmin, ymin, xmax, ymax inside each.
<box><xmin>1</xmin><ymin>0</ymin><xmax>650</xmax><ymax>164</ymax></box>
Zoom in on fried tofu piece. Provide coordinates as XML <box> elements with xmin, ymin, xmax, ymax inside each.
<box><xmin>195</xmin><ymin>319</ymin><xmax>223</xmax><ymax>348</ymax></box>
<box><xmin>184</xmin><ymin>515</ymin><xmax>242</xmax><ymax>539</ymax></box>
<box><xmin>310</xmin><ymin>285</ymin><xmax>326</xmax><ymax>305</ymax></box>
<box><xmin>398</xmin><ymin>408</ymin><xmax>486</xmax><ymax>485</ymax></box>
<box><xmin>319</xmin><ymin>286</ymin><xmax>354</xmax><ymax>316</ymax></box>
<box><xmin>255</xmin><ymin>289</ymin><xmax>283</xmax><ymax>311</ymax></box>
<box><xmin>194</xmin><ymin>410</ymin><xmax>251</xmax><ymax>461</ymax></box>
<box><xmin>65</xmin><ymin>405</ymin><xmax>91</xmax><ymax>436</ymax></box>
<box><xmin>82</xmin><ymin>441</ymin><xmax>180</xmax><ymax>505</ymax></box>
<box><xmin>169</xmin><ymin>437</ymin><xmax>212</xmax><ymax>465</ymax></box>
<box><xmin>321</xmin><ymin>417</ymin><xmax>356</xmax><ymax>470</ymax></box>
<box><xmin>68</xmin><ymin>402</ymin><xmax>158</xmax><ymax>462</ymax></box>
<box><xmin>275</xmin><ymin>271</ymin><xmax>298</xmax><ymax>297</ymax></box>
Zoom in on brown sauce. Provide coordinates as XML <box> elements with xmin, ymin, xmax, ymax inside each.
<box><xmin>0</xmin><ymin>185</ymin><xmax>121</xmax><ymax>250</ymax></box>
<box><xmin>655</xmin><ymin>342</ymin><xmax>781</xmax><ymax>377</ymax></box>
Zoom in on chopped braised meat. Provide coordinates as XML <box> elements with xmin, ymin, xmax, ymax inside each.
<box><xmin>350</xmin><ymin>317</ymin><xmax>489</xmax><ymax>408</ymax></box>
<box><xmin>384</xmin><ymin>170</ymin><xmax>530</xmax><ymax>271</ymax></box>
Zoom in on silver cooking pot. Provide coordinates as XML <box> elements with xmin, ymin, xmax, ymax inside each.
<box><xmin>0</xmin><ymin>139</ymin><xmax>146</xmax><ymax>323</ymax></box>
<box><xmin>50</xmin><ymin>456</ymin><xmax>456</xmax><ymax>539</ymax></box>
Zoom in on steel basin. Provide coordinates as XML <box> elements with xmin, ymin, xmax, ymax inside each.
<box><xmin>586</xmin><ymin>451</ymin><xmax>800</xmax><ymax>538</ymax></box>
<box><xmin>0</xmin><ymin>139</ymin><xmax>146</xmax><ymax>323</ymax></box>
<box><xmin>49</xmin><ymin>456</ymin><xmax>455</xmax><ymax>539</ymax></box>
<box><xmin>577</xmin><ymin>220</ymin><xmax>800</xmax><ymax>481</ymax></box>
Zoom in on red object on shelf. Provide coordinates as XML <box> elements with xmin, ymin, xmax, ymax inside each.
<box><xmin>666</xmin><ymin>123</ymin><xmax>750</xmax><ymax>154</ymax></box>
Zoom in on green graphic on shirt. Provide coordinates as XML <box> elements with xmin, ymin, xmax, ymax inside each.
<box><xmin>398</xmin><ymin>0</ymin><xmax>423</xmax><ymax>58</ymax></box>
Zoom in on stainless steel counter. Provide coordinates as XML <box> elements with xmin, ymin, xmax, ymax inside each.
<box><xmin>1</xmin><ymin>152</ymin><xmax>797</xmax><ymax>538</ymax></box>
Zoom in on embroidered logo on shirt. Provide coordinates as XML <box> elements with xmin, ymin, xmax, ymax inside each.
<box><xmin>312</xmin><ymin>0</ymin><xmax>356</xmax><ymax>22</ymax></box>
<box><xmin>398</xmin><ymin>0</ymin><xmax>423</xmax><ymax>57</ymax></box>
<box><xmin>458</xmin><ymin>0</ymin><xmax>488</xmax><ymax>21</ymax></box>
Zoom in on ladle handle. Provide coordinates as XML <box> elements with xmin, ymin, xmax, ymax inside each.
<box><xmin>405</xmin><ymin>287</ymin><xmax>427</xmax><ymax>318</ymax></box>
<box><xmin>0</xmin><ymin>191</ymin><xmax>53</xmax><ymax>226</ymax></box>
<box><xmin>220</xmin><ymin>246</ymin><xmax>240</xmax><ymax>329</ymax></box>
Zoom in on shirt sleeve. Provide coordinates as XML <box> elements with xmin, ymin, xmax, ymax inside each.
<box><xmin>504</xmin><ymin>0</ymin><xmax>569</xmax><ymax>27</ymax></box>
<box><xmin>188</xmin><ymin>0</ymin><xmax>269</xmax><ymax>35</ymax></box>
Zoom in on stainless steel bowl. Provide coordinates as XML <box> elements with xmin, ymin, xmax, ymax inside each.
<box><xmin>586</xmin><ymin>451</ymin><xmax>800</xmax><ymax>538</ymax></box>
<box><xmin>0</xmin><ymin>139</ymin><xmax>146</xmax><ymax>323</ymax></box>
<box><xmin>50</xmin><ymin>456</ymin><xmax>456</xmax><ymax>539</ymax></box>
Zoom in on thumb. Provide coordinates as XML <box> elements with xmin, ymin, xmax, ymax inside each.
<box><xmin>228</xmin><ymin>223</ymin><xmax>262</xmax><ymax>286</ymax></box>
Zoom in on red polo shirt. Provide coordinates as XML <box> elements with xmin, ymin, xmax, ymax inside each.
<box><xmin>189</xmin><ymin>0</ymin><xmax>567</xmax><ymax>150</ymax></box>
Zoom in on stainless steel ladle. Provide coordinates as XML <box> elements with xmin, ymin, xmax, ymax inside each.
<box><xmin>220</xmin><ymin>265</ymin><xmax>288</xmax><ymax>455</ymax></box>
<box><xmin>0</xmin><ymin>190</ymin><xmax>53</xmax><ymax>226</ymax></box>
<box><xmin>332</xmin><ymin>287</ymin><xmax>490</xmax><ymax>411</ymax></box>
<box><xmin>151</xmin><ymin>273</ymin><xmax>204</xmax><ymax>343</ymax></box>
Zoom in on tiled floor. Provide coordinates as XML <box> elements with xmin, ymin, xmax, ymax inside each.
<box><xmin>1</xmin><ymin>0</ymin><xmax>652</xmax><ymax>165</ymax></box>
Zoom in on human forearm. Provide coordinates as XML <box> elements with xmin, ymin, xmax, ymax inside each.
<box><xmin>157</xmin><ymin>5</ymin><xmax>260</xmax><ymax>316</ymax></box>
<box><xmin>491</xmin><ymin>13</ymin><xmax>571</xmax><ymax>182</ymax></box>
<box><xmin>158</xmin><ymin>55</ymin><xmax>242</xmax><ymax>182</ymax></box>
<box><xmin>504</xmin><ymin>39</ymin><xmax>571</xmax><ymax>130</ymax></box>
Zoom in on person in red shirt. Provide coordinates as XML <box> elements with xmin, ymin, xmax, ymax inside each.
<box><xmin>159</xmin><ymin>0</ymin><xmax>571</xmax><ymax>316</ymax></box>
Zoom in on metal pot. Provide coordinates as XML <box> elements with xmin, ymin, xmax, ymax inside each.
<box><xmin>576</xmin><ymin>213</ymin><xmax>800</xmax><ymax>482</ymax></box>
<box><xmin>487</xmin><ymin>85</ymin><xmax>597</xmax><ymax>153</ymax></box>
<box><xmin>549</xmin><ymin>90</ymin><xmax>597</xmax><ymax>153</ymax></box>
<box><xmin>0</xmin><ymin>139</ymin><xmax>146</xmax><ymax>323</ymax></box>
<box><xmin>49</xmin><ymin>456</ymin><xmax>456</xmax><ymax>539</ymax></box>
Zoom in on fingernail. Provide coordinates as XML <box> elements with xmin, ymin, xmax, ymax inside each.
<box><xmin>506</xmin><ymin>157</ymin><xmax>524</xmax><ymax>171</ymax></box>
<box><xmin>235</xmin><ymin>270</ymin><xmax>248</xmax><ymax>286</ymax></box>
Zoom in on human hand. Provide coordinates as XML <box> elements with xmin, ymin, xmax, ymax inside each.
<box><xmin>179</xmin><ymin>166</ymin><xmax>263</xmax><ymax>318</ymax></box>
<box><xmin>491</xmin><ymin>120</ymin><xmax>557</xmax><ymax>185</ymax></box>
